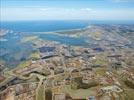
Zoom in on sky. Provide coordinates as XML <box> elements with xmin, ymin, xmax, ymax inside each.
<box><xmin>1</xmin><ymin>0</ymin><xmax>134</xmax><ymax>21</ymax></box>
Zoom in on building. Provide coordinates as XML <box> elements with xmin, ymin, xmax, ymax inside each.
<box><xmin>52</xmin><ymin>93</ymin><xmax>66</xmax><ymax>100</ymax></box>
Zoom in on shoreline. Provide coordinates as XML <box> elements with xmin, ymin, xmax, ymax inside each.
<box><xmin>15</xmin><ymin>27</ymin><xmax>85</xmax><ymax>34</ymax></box>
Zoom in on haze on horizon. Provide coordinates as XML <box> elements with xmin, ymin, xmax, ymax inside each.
<box><xmin>1</xmin><ymin>0</ymin><xmax>134</xmax><ymax>21</ymax></box>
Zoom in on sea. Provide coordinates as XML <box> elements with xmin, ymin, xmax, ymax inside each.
<box><xmin>0</xmin><ymin>20</ymin><xmax>134</xmax><ymax>68</ymax></box>
<box><xmin>1</xmin><ymin>20</ymin><xmax>133</xmax><ymax>32</ymax></box>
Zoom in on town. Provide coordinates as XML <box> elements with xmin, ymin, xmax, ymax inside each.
<box><xmin>0</xmin><ymin>28</ymin><xmax>134</xmax><ymax>100</ymax></box>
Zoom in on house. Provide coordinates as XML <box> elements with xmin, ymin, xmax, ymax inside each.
<box><xmin>0</xmin><ymin>75</ymin><xmax>5</xmax><ymax>82</ymax></box>
<box><xmin>100</xmin><ymin>85</ymin><xmax>123</xmax><ymax>94</ymax></box>
<box><xmin>70</xmin><ymin>69</ymin><xmax>80</xmax><ymax>78</ymax></box>
<box><xmin>52</xmin><ymin>93</ymin><xmax>66</xmax><ymax>100</ymax></box>
<box><xmin>81</xmin><ymin>68</ymin><xmax>95</xmax><ymax>84</ymax></box>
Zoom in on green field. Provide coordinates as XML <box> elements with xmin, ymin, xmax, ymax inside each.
<box><xmin>61</xmin><ymin>85</ymin><xmax>96</xmax><ymax>99</ymax></box>
<box><xmin>21</xmin><ymin>36</ymin><xmax>38</xmax><ymax>43</ymax></box>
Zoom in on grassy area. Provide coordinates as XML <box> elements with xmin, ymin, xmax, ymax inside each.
<box><xmin>71</xmin><ymin>77</ymin><xmax>99</xmax><ymax>90</ymax></box>
<box><xmin>118</xmin><ymin>73</ymin><xmax>134</xmax><ymax>100</ymax></box>
<box><xmin>17</xmin><ymin>60</ymin><xmax>31</xmax><ymax>68</ymax></box>
<box><xmin>95</xmin><ymin>68</ymin><xmax>106</xmax><ymax>76</ymax></box>
<box><xmin>45</xmin><ymin>89</ymin><xmax>52</xmax><ymax>100</ymax></box>
<box><xmin>123</xmin><ymin>89</ymin><xmax>134</xmax><ymax>100</ymax></box>
<box><xmin>61</xmin><ymin>85</ymin><xmax>96</xmax><ymax>99</ymax></box>
<box><xmin>57</xmin><ymin>29</ymin><xmax>83</xmax><ymax>35</ymax></box>
<box><xmin>37</xmin><ymin>84</ymin><xmax>44</xmax><ymax>100</ymax></box>
<box><xmin>21</xmin><ymin>36</ymin><xmax>38</xmax><ymax>43</ymax></box>
<box><xmin>88</xmin><ymin>31</ymin><xmax>102</xmax><ymax>40</ymax></box>
<box><xmin>131</xmin><ymin>67</ymin><xmax>134</xmax><ymax>73</ymax></box>
<box><xmin>29</xmin><ymin>51</ymin><xmax>40</xmax><ymax>60</ymax></box>
<box><xmin>92</xmin><ymin>58</ymin><xmax>108</xmax><ymax>66</ymax></box>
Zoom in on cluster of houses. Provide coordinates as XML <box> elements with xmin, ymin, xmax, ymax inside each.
<box><xmin>0</xmin><ymin>83</ymin><xmax>38</xmax><ymax>100</ymax></box>
<box><xmin>0</xmin><ymin>40</ymin><xmax>133</xmax><ymax>100</ymax></box>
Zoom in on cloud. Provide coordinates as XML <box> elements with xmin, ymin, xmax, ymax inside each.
<box><xmin>1</xmin><ymin>7</ymin><xmax>134</xmax><ymax>21</ymax></box>
<box><xmin>80</xmin><ymin>8</ymin><xmax>92</xmax><ymax>11</ymax></box>
<box><xmin>39</xmin><ymin>8</ymin><xmax>49</xmax><ymax>11</ymax></box>
<box><xmin>38</xmin><ymin>7</ymin><xmax>94</xmax><ymax>14</ymax></box>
